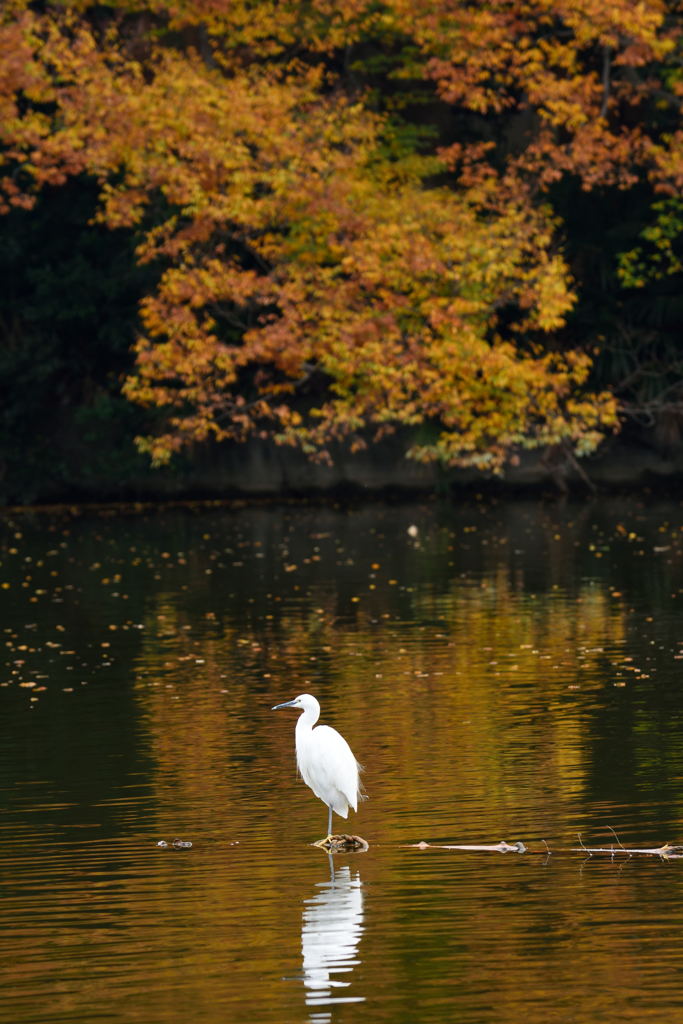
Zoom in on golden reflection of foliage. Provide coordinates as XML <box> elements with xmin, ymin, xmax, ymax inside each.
<box><xmin>133</xmin><ymin>576</ymin><xmax>628</xmax><ymax>841</ymax></box>
<box><xmin>399</xmin><ymin>856</ymin><xmax>674</xmax><ymax>1024</ymax></box>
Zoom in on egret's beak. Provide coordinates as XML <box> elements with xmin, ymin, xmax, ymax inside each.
<box><xmin>272</xmin><ymin>699</ymin><xmax>297</xmax><ymax>710</ymax></box>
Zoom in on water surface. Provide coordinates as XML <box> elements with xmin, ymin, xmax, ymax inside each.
<box><xmin>2</xmin><ymin>496</ymin><xmax>683</xmax><ymax>1023</ymax></box>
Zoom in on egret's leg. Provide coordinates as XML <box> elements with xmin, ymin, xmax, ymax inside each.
<box><xmin>314</xmin><ymin>806</ymin><xmax>335</xmax><ymax>848</ymax></box>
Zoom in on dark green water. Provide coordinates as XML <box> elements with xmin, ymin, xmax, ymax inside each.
<box><xmin>2</xmin><ymin>496</ymin><xmax>683</xmax><ymax>1023</ymax></box>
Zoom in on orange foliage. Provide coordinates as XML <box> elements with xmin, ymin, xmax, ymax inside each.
<box><xmin>403</xmin><ymin>0</ymin><xmax>676</xmax><ymax>193</ymax></box>
<box><xmin>11</xmin><ymin>1</ymin><xmax>677</xmax><ymax>468</ymax></box>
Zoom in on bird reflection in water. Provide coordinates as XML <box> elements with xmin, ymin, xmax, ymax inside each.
<box><xmin>301</xmin><ymin>855</ymin><xmax>365</xmax><ymax>1023</ymax></box>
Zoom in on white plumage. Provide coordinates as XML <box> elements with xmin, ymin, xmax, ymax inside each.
<box><xmin>273</xmin><ymin>693</ymin><xmax>363</xmax><ymax>837</ymax></box>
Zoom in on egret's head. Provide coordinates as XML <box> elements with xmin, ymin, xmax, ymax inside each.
<box><xmin>272</xmin><ymin>693</ymin><xmax>317</xmax><ymax>713</ymax></box>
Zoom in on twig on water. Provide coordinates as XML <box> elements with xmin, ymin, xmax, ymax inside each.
<box><xmin>606</xmin><ymin>825</ymin><xmax>628</xmax><ymax>852</ymax></box>
<box><xmin>576</xmin><ymin>832</ymin><xmax>590</xmax><ymax>855</ymax></box>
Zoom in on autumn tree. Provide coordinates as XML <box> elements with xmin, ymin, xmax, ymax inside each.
<box><xmin>7</xmin><ymin>0</ymin><xmax>682</xmax><ymax>477</ymax></box>
<box><xmin>387</xmin><ymin>0</ymin><xmax>683</xmax><ymax>430</ymax></box>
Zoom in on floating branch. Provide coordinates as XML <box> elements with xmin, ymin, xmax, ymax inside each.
<box><xmin>406</xmin><ymin>830</ymin><xmax>683</xmax><ymax>859</ymax></box>
<box><xmin>572</xmin><ymin>831</ymin><xmax>683</xmax><ymax>859</ymax></box>
<box><xmin>570</xmin><ymin>845</ymin><xmax>683</xmax><ymax>858</ymax></box>
<box><xmin>409</xmin><ymin>840</ymin><xmax>530</xmax><ymax>854</ymax></box>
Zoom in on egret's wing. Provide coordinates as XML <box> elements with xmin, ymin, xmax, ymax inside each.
<box><xmin>302</xmin><ymin>725</ymin><xmax>360</xmax><ymax>814</ymax></box>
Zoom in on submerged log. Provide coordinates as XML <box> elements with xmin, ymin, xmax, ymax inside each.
<box><xmin>314</xmin><ymin>834</ymin><xmax>370</xmax><ymax>852</ymax></box>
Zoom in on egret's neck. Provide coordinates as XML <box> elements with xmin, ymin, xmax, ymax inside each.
<box><xmin>296</xmin><ymin>702</ymin><xmax>320</xmax><ymax>731</ymax></box>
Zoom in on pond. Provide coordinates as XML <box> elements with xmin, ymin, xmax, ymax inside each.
<box><xmin>2</xmin><ymin>495</ymin><xmax>683</xmax><ymax>1024</ymax></box>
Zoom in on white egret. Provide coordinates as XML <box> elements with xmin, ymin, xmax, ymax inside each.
<box><xmin>272</xmin><ymin>693</ymin><xmax>363</xmax><ymax>840</ymax></box>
